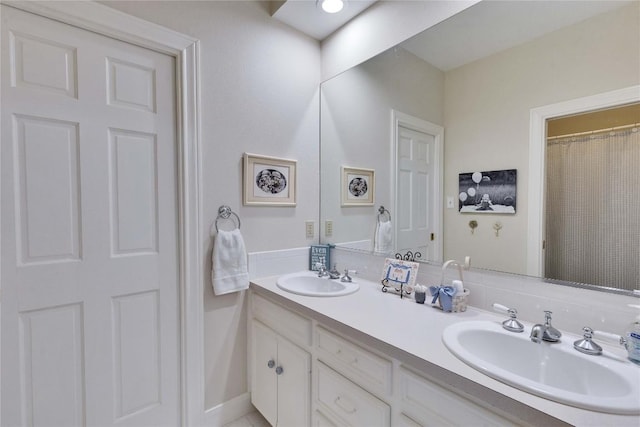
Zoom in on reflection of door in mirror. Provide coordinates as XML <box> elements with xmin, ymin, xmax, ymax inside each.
<box><xmin>544</xmin><ymin>103</ymin><xmax>640</xmax><ymax>291</ymax></box>
<box><xmin>393</xmin><ymin>111</ymin><xmax>443</xmax><ymax>263</ymax></box>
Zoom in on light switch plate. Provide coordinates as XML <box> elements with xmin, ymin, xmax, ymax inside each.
<box><xmin>325</xmin><ymin>220</ymin><xmax>333</xmax><ymax>237</ymax></box>
<box><xmin>447</xmin><ymin>196</ymin><xmax>455</xmax><ymax>209</ymax></box>
<box><xmin>305</xmin><ymin>221</ymin><xmax>315</xmax><ymax>239</ymax></box>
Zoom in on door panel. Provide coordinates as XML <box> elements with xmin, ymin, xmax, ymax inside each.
<box><xmin>277</xmin><ymin>335</ymin><xmax>311</xmax><ymax>427</ymax></box>
<box><xmin>251</xmin><ymin>320</ymin><xmax>279</xmax><ymax>426</ymax></box>
<box><xmin>1</xmin><ymin>6</ymin><xmax>180</xmax><ymax>426</ymax></box>
<box><xmin>20</xmin><ymin>303</ymin><xmax>85</xmax><ymax>426</ymax></box>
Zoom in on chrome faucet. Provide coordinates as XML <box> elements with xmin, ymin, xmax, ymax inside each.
<box><xmin>530</xmin><ymin>311</ymin><xmax>562</xmax><ymax>343</ymax></box>
<box><xmin>315</xmin><ymin>262</ymin><xmax>329</xmax><ymax>277</ymax></box>
<box><xmin>328</xmin><ymin>264</ymin><xmax>341</xmax><ymax>279</ymax></box>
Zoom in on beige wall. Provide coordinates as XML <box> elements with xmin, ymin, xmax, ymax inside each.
<box><xmin>548</xmin><ymin>103</ymin><xmax>640</xmax><ymax>137</ymax></box>
<box><xmin>102</xmin><ymin>0</ymin><xmax>321</xmax><ymax>409</ymax></box>
<box><xmin>442</xmin><ymin>2</ymin><xmax>640</xmax><ymax>274</ymax></box>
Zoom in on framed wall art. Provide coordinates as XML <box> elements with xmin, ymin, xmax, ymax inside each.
<box><xmin>458</xmin><ymin>169</ymin><xmax>517</xmax><ymax>214</ymax></box>
<box><xmin>341</xmin><ymin>166</ymin><xmax>374</xmax><ymax>206</ymax></box>
<box><xmin>243</xmin><ymin>153</ymin><xmax>296</xmax><ymax>206</ymax></box>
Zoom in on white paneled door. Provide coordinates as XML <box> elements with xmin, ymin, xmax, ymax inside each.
<box><xmin>1</xmin><ymin>6</ymin><xmax>180</xmax><ymax>426</ymax></box>
<box><xmin>396</xmin><ymin>125</ymin><xmax>436</xmax><ymax>259</ymax></box>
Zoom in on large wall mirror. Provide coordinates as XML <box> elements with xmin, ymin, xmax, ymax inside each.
<box><xmin>320</xmin><ymin>0</ymin><xmax>639</xmax><ymax>293</ymax></box>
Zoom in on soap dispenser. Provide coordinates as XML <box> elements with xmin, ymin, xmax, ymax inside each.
<box><xmin>623</xmin><ymin>304</ymin><xmax>640</xmax><ymax>364</ymax></box>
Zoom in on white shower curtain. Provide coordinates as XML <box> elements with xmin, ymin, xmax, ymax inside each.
<box><xmin>545</xmin><ymin>127</ymin><xmax>640</xmax><ymax>291</ymax></box>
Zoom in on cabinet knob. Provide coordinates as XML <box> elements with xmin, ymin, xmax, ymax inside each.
<box><xmin>267</xmin><ymin>359</ymin><xmax>275</xmax><ymax>369</ymax></box>
<box><xmin>275</xmin><ymin>366</ymin><xmax>284</xmax><ymax>375</ymax></box>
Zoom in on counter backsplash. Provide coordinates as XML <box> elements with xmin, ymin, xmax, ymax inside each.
<box><xmin>248</xmin><ymin>246</ymin><xmax>638</xmax><ymax>339</ymax></box>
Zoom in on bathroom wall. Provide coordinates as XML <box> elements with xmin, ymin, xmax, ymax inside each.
<box><xmin>101</xmin><ymin>0</ymin><xmax>321</xmax><ymax>412</ymax></box>
<box><xmin>442</xmin><ymin>3</ymin><xmax>640</xmax><ymax>273</ymax></box>
<box><xmin>321</xmin><ymin>47</ymin><xmax>444</xmax><ymax>246</ymax></box>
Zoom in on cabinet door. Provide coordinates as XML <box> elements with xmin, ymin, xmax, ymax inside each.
<box><xmin>276</xmin><ymin>335</ymin><xmax>311</xmax><ymax>427</ymax></box>
<box><xmin>251</xmin><ymin>320</ymin><xmax>278</xmax><ymax>426</ymax></box>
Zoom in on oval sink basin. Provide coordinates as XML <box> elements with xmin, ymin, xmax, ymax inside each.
<box><xmin>442</xmin><ymin>320</ymin><xmax>640</xmax><ymax>414</ymax></box>
<box><xmin>277</xmin><ymin>271</ymin><xmax>359</xmax><ymax>297</ymax></box>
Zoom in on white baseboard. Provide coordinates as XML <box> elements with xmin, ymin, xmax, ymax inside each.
<box><xmin>203</xmin><ymin>392</ymin><xmax>253</xmax><ymax>426</ymax></box>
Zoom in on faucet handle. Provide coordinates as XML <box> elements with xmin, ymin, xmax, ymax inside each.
<box><xmin>593</xmin><ymin>329</ymin><xmax>623</xmax><ymax>344</ymax></box>
<box><xmin>492</xmin><ymin>303</ymin><xmax>524</xmax><ymax>333</ymax></box>
<box><xmin>341</xmin><ymin>269</ymin><xmax>357</xmax><ymax>282</ymax></box>
<box><xmin>574</xmin><ymin>327</ymin><xmax>603</xmax><ymax>355</ymax></box>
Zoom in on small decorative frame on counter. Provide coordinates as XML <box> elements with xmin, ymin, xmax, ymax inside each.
<box><xmin>380</xmin><ymin>257</ymin><xmax>419</xmax><ymax>298</ymax></box>
<box><xmin>341</xmin><ymin>166</ymin><xmax>375</xmax><ymax>206</ymax></box>
<box><xmin>243</xmin><ymin>153</ymin><xmax>296</xmax><ymax>206</ymax></box>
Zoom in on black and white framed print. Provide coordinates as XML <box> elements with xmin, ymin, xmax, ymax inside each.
<box><xmin>341</xmin><ymin>166</ymin><xmax>375</xmax><ymax>206</ymax></box>
<box><xmin>458</xmin><ymin>169</ymin><xmax>517</xmax><ymax>213</ymax></box>
<box><xmin>243</xmin><ymin>153</ymin><xmax>296</xmax><ymax>206</ymax></box>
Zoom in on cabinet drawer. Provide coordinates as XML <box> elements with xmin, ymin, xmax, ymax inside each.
<box><xmin>316</xmin><ymin>326</ymin><xmax>392</xmax><ymax>396</ymax></box>
<box><xmin>252</xmin><ymin>293</ymin><xmax>311</xmax><ymax>347</ymax></box>
<box><xmin>398</xmin><ymin>367</ymin><xmax>511</xmax><ymax>426</ymax></box>
<box><xmin>316</xmin><ymin>362</ymin><xmax>390</xmax><ymax>426</ymax></box>
<box><xmin>315</xmin><ymin>410</ymin><xmax>341</xmax><ymax>427</ymax></box>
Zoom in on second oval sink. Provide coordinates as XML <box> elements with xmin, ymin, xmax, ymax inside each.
<box><xmin>442</xmin><ymin>320</ymin><xmax>640</xmax><ymax>414</ymax></box>
<box><xmin>277</xmin><ymin>271</ymin><xmax>359</xmax><ymax>297</ymax></box>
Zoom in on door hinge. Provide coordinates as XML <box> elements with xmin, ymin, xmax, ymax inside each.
<box><xmin>430</xmin><ymin>233</ymin><xmax>435</xmax><ymax>241</ymax></box>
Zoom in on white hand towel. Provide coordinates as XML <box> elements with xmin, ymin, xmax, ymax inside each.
<box><xmin>374</xmin><ymin>220</ymin><xmax>393</xmax><ymax>254</ymax></box>
<box><xmin>211</xmin><ymin>228</ymin><xmax>249</xmax><ymax>295</ymax></box>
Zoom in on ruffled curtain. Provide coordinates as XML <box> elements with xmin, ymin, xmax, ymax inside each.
<box><xmin>545</xmin><ymin>127</ymin><xmax>640</xmax><ymax>291</ymax></box>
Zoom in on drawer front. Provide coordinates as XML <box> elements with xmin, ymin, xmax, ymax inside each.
<box><xmin>398</xmin><ymin>367</ymin><xmax>511</xmax><ymax>426</ymax></box>
<box><xmin>314</xmin><ymin>410</ymin><xmax>342</xmax><ymax>427</ymax></box>
<box><xmin>316</xmin><ymin>362</ymin><xmax>390</xmax><ymax>427</ymax></box>
<box><xmin>316</xmin><ymin>326</ymin><xmax>392</xmax><ymax>396</ymax></box>
<box><xmin>252</xmin><ymin>293</ymin><xmax>311</xmax><ymax>347</ymax></box>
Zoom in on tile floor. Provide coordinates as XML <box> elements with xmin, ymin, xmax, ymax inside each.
<box><xmin>223</xmin><ymin>410</ymin><xmax>270</xmax><ymax>427</ymax></box>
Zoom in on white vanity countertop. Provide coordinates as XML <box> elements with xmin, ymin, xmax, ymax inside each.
<box><xmin>250</xmin><ymin>274</ymin><xmax>640</xmax><ymax>427</ymax></box>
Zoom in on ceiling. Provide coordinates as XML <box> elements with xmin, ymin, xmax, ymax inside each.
<box><xmin>271</xmin><ymin>0</ymin><xmax>377</xmax><ymax>40</ymax></box>
<box><xmin>272</xmin><ymin>0</ymin><xmax>634</xmax><ymax>72</ymax></box>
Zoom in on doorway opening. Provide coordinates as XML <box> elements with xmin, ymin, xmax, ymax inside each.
<box><xmin>544</xmin><ymin>103</ymin><xmax>639</xmax><ymax>290</ymax></box>
<box><xmin>527</xmin><ymin>86</ymin><xmax>640</xmax><ymax>293</ymax></box>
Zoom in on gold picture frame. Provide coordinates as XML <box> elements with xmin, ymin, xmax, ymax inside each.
<box><xmin>243</xmin><ymin>153</ymin><xmax>297</xmax><ymax>206</ymax></box>
<box><xmin>341</xmin><ymin>166</ymin><xmax>374</xmax><ymax>206</ymax></box>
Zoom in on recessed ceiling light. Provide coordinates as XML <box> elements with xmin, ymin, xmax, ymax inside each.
<box><xmin>320</xmin><ymin>0</ymin><xmax>344</xmax><ymax>14</ymax></box>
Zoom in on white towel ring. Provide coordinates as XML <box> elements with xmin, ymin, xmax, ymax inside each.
<box><xmin>214</xmin><ymin>205</ymin><xmax>241</xmax><ymax>232</ymax></box>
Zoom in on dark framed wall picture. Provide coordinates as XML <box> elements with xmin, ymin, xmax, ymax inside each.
<box><xmin>341</xmin><ymin>166</ymin><xmax>375</xmax><ymax>206</ymax></box>
<box><xmin>458</xmin><ymin>169</ymin><xmax>517</xmax><ymax>213</ymax></box>
<box><xmin>243</xmin><ymin>153</ymin><xmax>296</xmax><ymax>206</ymax></box>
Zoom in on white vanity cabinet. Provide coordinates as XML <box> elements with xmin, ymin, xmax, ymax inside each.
<box><xmin>250</xmin><ymin>294</ymin><xmax>312</xmax><ymax>427</ymax></box>
<box><xmin>249</xmin><ymin>290</ymin><xmax>521</xmax><ymax>427</ymax></box>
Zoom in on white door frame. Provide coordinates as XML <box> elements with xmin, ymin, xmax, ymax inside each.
<box><xmin>1</xmin><ymin>2</ymin><xmax>203</xmax><ymax>425</ymax></box>
<box><xmin>527</xmin><ymin>85</ymin><xmax>640</xmax><ymax>277</ymax></box>
<box><xmin>391</xmin><ymin>110</ymin><xmax>444</xmax><ymax>263</ymax></box>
